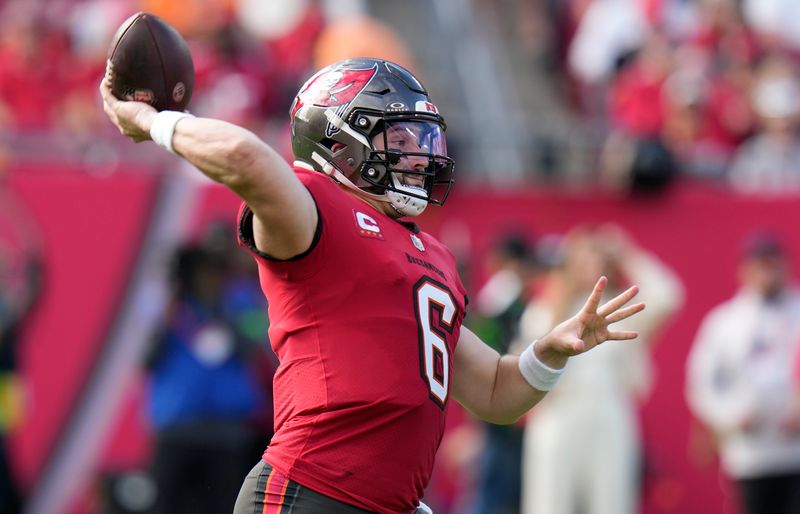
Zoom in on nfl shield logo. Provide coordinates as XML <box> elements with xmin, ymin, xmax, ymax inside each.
<box><xmin>411</xmin><ymin>234</ymin><xmax>425</xmax><ymax>252</ymax></box>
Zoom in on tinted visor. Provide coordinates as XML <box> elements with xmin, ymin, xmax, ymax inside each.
<box><xmin>383</xmin><ymin>120</ymin><xmax>448</xmax><ymax>156</ymax></box>
<box><xmin>368</xmin><ymin>120</ymin><xmax>455</xmax><ymax>205</ymax></box>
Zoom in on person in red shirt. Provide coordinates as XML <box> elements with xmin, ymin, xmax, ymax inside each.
<box><xmin>100</xmin><ymin>57</ymin><xmax>645</xmax><ymax>514</ymax></box>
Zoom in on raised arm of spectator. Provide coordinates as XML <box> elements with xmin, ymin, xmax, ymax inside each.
<box><xmin>599</xmin><ymin>225</ymin><xmax>685</xmax><ymax>341</ymax></box>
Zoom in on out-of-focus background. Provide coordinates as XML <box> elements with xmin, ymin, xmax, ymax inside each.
<box><xmin>4</xmin><ymin>0</ymin><xmax>800</xmax><ymax>513</ymax></box>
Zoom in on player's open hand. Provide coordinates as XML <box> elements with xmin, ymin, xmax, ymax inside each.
<box><xmin>99</xmin><ymin>62</ymin><xmax>157</xmax><ymax>143</ymax></box>
<box><xmin>535</xmin><ymin>276</ymin><xmax>645</xmax><ymax>369</ymax></box>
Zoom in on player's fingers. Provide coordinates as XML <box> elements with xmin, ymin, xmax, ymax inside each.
<box><xmin>99</xmin><ymin>79</ymin><xmax>116</xmax><ymax>110</ymax></box>
<box><xmin>605</xmin><ymin>302</ymin><xmax>645</xmax><ymax>324</ymax></box>
<box><xmin>570</xmin><ymin>339</ymin><xmax>586</xmax><ymax>354</ymax></box>
<box><xmin>597</xmin><ymin>285</ymin><xmax>639</xmax><ymax>317</ymax></box>
<box><xmin>101</xmin><ymin>98</ymin><xmax>116</xmax><ymax>122</ymax></box>
<box><xmin>99</xmin><ymin>74</ymin><xmax>121</xmax><ymax>109</ymax></box>
<box><xmin>606</xmin><ymin>330</ymin><xmax>639</xmax><ymax>341</ymax></box>
<box><xmin>556</xmin><ymin>336</ymin><xmax>585</xmax><ymax>355</ymax></box>
<box><xmin>102</xmin><ymin>99</ymin><xmax>122</xmax><ymax>126</ymax></box>
<box><xmin>580</xmin><ymin>276</ymin><xmax>607</xmax><ymax>315</ymax></box>
<box><xmin>131</xmin><ymin>124</ymin><xmax>153</xmax><ymax>142</ymax></box>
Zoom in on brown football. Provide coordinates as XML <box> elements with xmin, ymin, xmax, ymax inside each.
<box><xmin>107</xmin><ymin>12</ymin><xmax>194</xmax><ymax>111</ymax></box>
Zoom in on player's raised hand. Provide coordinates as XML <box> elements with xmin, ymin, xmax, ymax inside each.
<box><xmin>99</xmin><ymin>63</ymin><xmax>157</xmax><ymax>143</ymax></box>
<box><xmin>535</xmin><ymin>276</ymin><xmax>645</xmax><ymax>368</ymax></box>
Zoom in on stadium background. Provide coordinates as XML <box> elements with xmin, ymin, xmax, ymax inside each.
<box><xmin>2</xmin><ymin>0</ymin><xmax>800</xmax><ymax>513</ymax></box>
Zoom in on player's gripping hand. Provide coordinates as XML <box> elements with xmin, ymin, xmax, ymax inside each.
<box><xmin>535</xmin><ymin>276</ymin><xmax>645</xmax><ymax>369</ymax></box>
<box><xmin>99</xmin><ymin>63</ymin><xmax>157</xmax><ymax>143</ymax></box>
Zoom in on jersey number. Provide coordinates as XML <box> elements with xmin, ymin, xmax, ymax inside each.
<box><xmin>413</xmin><ymin>277</ymin><xmax>458</xmax><ymax>409</ymax></box>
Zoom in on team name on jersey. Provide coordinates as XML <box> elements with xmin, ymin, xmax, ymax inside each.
<box><xmin>405</xmin><ymin>252</ymin><xmax>446</xmax><ymax>279</ymax></box>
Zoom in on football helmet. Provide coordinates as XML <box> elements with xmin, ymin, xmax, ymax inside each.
<box><xmin>290</xmin><ymin>58</ymin><xmax>454</xmax><ymax>217</ymax></box>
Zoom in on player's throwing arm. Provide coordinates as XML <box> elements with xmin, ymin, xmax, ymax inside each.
<box><xmin>101</xmin><ymin>62</ymin><xmax>316</xmax><ymax>261</ymax></box>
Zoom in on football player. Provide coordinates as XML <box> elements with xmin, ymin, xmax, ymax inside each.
<box><xmin>100</xmin><ymin>57</ymin><xmax>645</xmax><ymax>514</ymax></box>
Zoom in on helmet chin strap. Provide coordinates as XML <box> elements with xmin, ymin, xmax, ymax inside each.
<box><xmin>307</xmin><ymin>153</ymin><xmax>428</xmax><ymax>217</ymax></box>
<box><xmin>387</xmin><ymin>175</ymin><xmax>428</xmax><ymax>217</ymax></box>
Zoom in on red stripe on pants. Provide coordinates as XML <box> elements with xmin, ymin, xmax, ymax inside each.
<box><xmin>263</xmin><ymin>469</ymin><xmax>290</xmax><ymax>514</ymax></box>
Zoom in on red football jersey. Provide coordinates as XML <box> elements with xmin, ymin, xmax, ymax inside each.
<box><xmin>237</xmin><ymin>168</ymin><xmax>468</xmax><ymax>514</ymax></box>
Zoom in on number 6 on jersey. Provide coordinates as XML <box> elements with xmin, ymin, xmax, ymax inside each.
<box><xmin>413</xmin><ymin>277</ymin><xmax>458</xmax><ymax>409</ymax></box>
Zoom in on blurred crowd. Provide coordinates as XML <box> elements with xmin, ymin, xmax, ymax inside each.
<box><xmin>0</xmin><ymin>0</ymin><xmax>315</xmax><ymax>151</ymax></box>
<box><xmin>505</xmin><ymin>0</ymin><xmax>800</xmax><ymax>191</ymax></box>
<box><xmin>4</xmin><ymin>0</ymin><xmax>800</xmax><ymax>192</ymax></box>
<box><xmin>0</xmin><ymin>0</ymin><xmax>413</xmax><ymax>165</ymax></box>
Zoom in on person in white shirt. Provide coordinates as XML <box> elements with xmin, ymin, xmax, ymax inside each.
<box><xmin>686</xmin><ymin>232</ymin><xmax>800</xmax><ymax>514</ymax></box>
<box><xmin>519</xmin><ymin>224</ymin><xmax>684</xmax><ymax>514</ymax></box>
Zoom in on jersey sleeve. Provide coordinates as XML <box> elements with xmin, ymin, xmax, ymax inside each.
<box><xmin>236</xmin><ymin>170</ymin><xmax>335</xmax><ymax>280</ymax></box>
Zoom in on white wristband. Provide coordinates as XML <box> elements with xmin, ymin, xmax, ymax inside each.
<box><xmin>518</xmin><ymin>340</ymin><xmax>565</xmax><ymax>391</ymax></box>
<box><xmin>150</xmin><ymin>110</ymin><xmax>194</xmax><ymax>154</ymax></box>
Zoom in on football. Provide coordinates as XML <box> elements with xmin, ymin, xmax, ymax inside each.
<box><xmin>107</xmin><ymin>12</ymin><xmax>194</xmax><ymax>111</ymax></box>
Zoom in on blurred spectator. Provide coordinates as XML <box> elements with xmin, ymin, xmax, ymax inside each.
<box><xmin>663</xmin><ymin>0</ymin><xmax>759</xmax><ymax>174</ymax></box>
<box><xmin>144</xmin><ymin>242</ymin><xmax>265</xmax><ymax>514</ymax></box>
<box><xmin>0</xmin><ymin>146</ymin><xmax>42</xmax><ymax>514</ymax></box>
<box><xmin>686</xmin><ymin>231</ymin><xmax>800</xmax><ymax>514</ymax></box>
<box><xmin>518</xmin><ymin>224</ymin><xmax>683</xmax><ymax>514</ymax></box>
<box><xmin>727</xmin><ymin>55</ymin><xmax>800</xmax><ymax>192</ymax></box>
<box><xmin>467</xmin><ymin>234</ymin><xmax>537</xmax><ymax>514</ymax></box>
<box><xmin>188</xmin><ymin>26</ymin><xmax>277</xmax><ymax>130</ymax></box>
<box><xmin>609</xmin><ymin>32</ymin><xmax>673</xmax><ymax>139</ymax></box>
<box><xmin>661</xmin><ymin>41</ymin><xmax>755</xmax><ymax>179</ymax></box>
<box><xmin>0</xmin><ymin>5</ymin><xmax>66</xmax><ymax>130</ymax></box>
<box><xmin>139</xmin><ymin>0</ymin><xmax>232</xmax><ymax>38</ymax></box>
<box><xmin>312</xmin><ymin>15</ymin><xmax>416</xmax><ymax>72</ymax></box>
<box><xmin>0</xmin><ymin>0</ymin><xmax>130</xmax><ymax>139</ymax></box>
<box><xmin>600</xmin><ymin>32</ymin><xmax>679</xmax><ymax>193</ymax></box>
<box><xmin>693</xmin><ymin>0</ymin><xmax>759</xmax><ymax>160</ymax></box>
<box><xmin>742</xmin><ymin>0</ymin><xmax>800</xmax><ymax>53</ymax></box>
<box><xmin>57</xmin><ymin>0</ymin><xmax>133</xmax><ymax>140</ymax></box>
<box><xmin>568</xmin><ymin>0</ymin><xmax>648</xmax><ymax>87</ymax></box>
<box><xmin>203</xmin><ymin>221</ymin><xmax>277</xmax><ymax>449</ymax></box>
<box><xmin>692</xmin><ymin>0</ymin><xmax>759</xmax><ymax>60</ymax></box>
<box><xmin>600</xmin><ymin>132</ymin><xmax>677</xmax><ymax>193</ymax></box>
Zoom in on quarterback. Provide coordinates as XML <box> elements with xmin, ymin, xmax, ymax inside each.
<box><xmin>100</xmin><ymin>58</ymin><xmax>644</xmax><ymax>514</ymax></box>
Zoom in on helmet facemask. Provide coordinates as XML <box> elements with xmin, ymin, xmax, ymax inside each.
<box><xmin>358</xmin><ymin>117</ymin><xmax>454</xmax><ymax>217</ymax></box>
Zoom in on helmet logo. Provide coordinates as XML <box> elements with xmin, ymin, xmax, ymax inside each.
<box><xmin>291</xmin><ymin>65</ymin><xmax>378</xmax><ymax>121</ymax></box>
<box><xmin>415</xmin><ymin>100</ymin><xmax>439</xmax><ymax>115</ymax></box>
